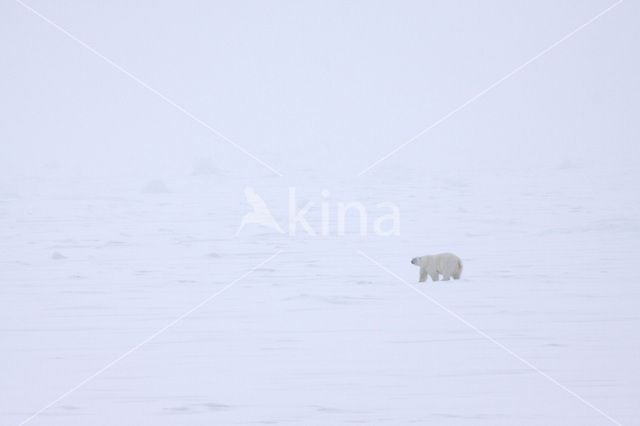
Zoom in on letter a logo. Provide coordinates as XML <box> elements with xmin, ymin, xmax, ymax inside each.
<box><xmin>236</xmin><ymin>187</ymin><xmax>284</xmax><ymax>235</ymax></box>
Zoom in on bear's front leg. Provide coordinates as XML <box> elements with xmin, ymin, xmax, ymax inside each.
<box><xmin>430</xmin><ymin>273</ymin><xmax>439</xmax><ymax>282</ymax></box>
<box><xmin>419</xmin><ymin>268</ymin><xmax>428</xmax><ymax>282</ymax></box>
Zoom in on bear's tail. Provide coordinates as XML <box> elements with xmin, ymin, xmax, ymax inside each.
<box><xmin>453</xmin><ymin>258</ymin><xmax>463</xmax><ymax>279</ymax></box>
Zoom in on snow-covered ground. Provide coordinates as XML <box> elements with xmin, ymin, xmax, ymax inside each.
<box><xmin>2</xmin><ymin>165</ymin><xmax>639</xmax><ymax>425</ymax></box>
<box><xmin>1</xmin><ymin>1</ymin><xmax>639</xmax><ymax>425</ymax></box>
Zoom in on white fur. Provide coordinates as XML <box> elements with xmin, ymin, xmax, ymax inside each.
<box><xmin>411</xmin><ymin>253</ymin><xmax>463</xmax><ymax>282</ymax></box>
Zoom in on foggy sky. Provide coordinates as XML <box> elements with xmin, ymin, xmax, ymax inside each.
<box><xmin>1</xmin><ymin>0</ymin><xmax>637</xmax><ymax>181</ymax></box>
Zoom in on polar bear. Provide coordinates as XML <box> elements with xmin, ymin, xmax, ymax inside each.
<box><xmin>411</xmin><ymin>253</ymin><xmax>462</xmax><ymax>282</ymax></box>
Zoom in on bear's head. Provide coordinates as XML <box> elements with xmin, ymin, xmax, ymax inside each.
<box><xmin>411</xmin><ymin>257</ymin><xmax>419</xmax><ymax>265</ymax></box>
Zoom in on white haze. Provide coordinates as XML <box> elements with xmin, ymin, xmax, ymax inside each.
<box><xmin>1</xmin><ymin>1</ymin><xmax>639</xmax><ymax>425</ymax></box>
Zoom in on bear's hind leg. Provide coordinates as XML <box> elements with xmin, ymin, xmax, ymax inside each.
<box><xmin>442</xmin><ymin>273</ymin><xmax>451</xmax><ymax>281</ymax></box>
